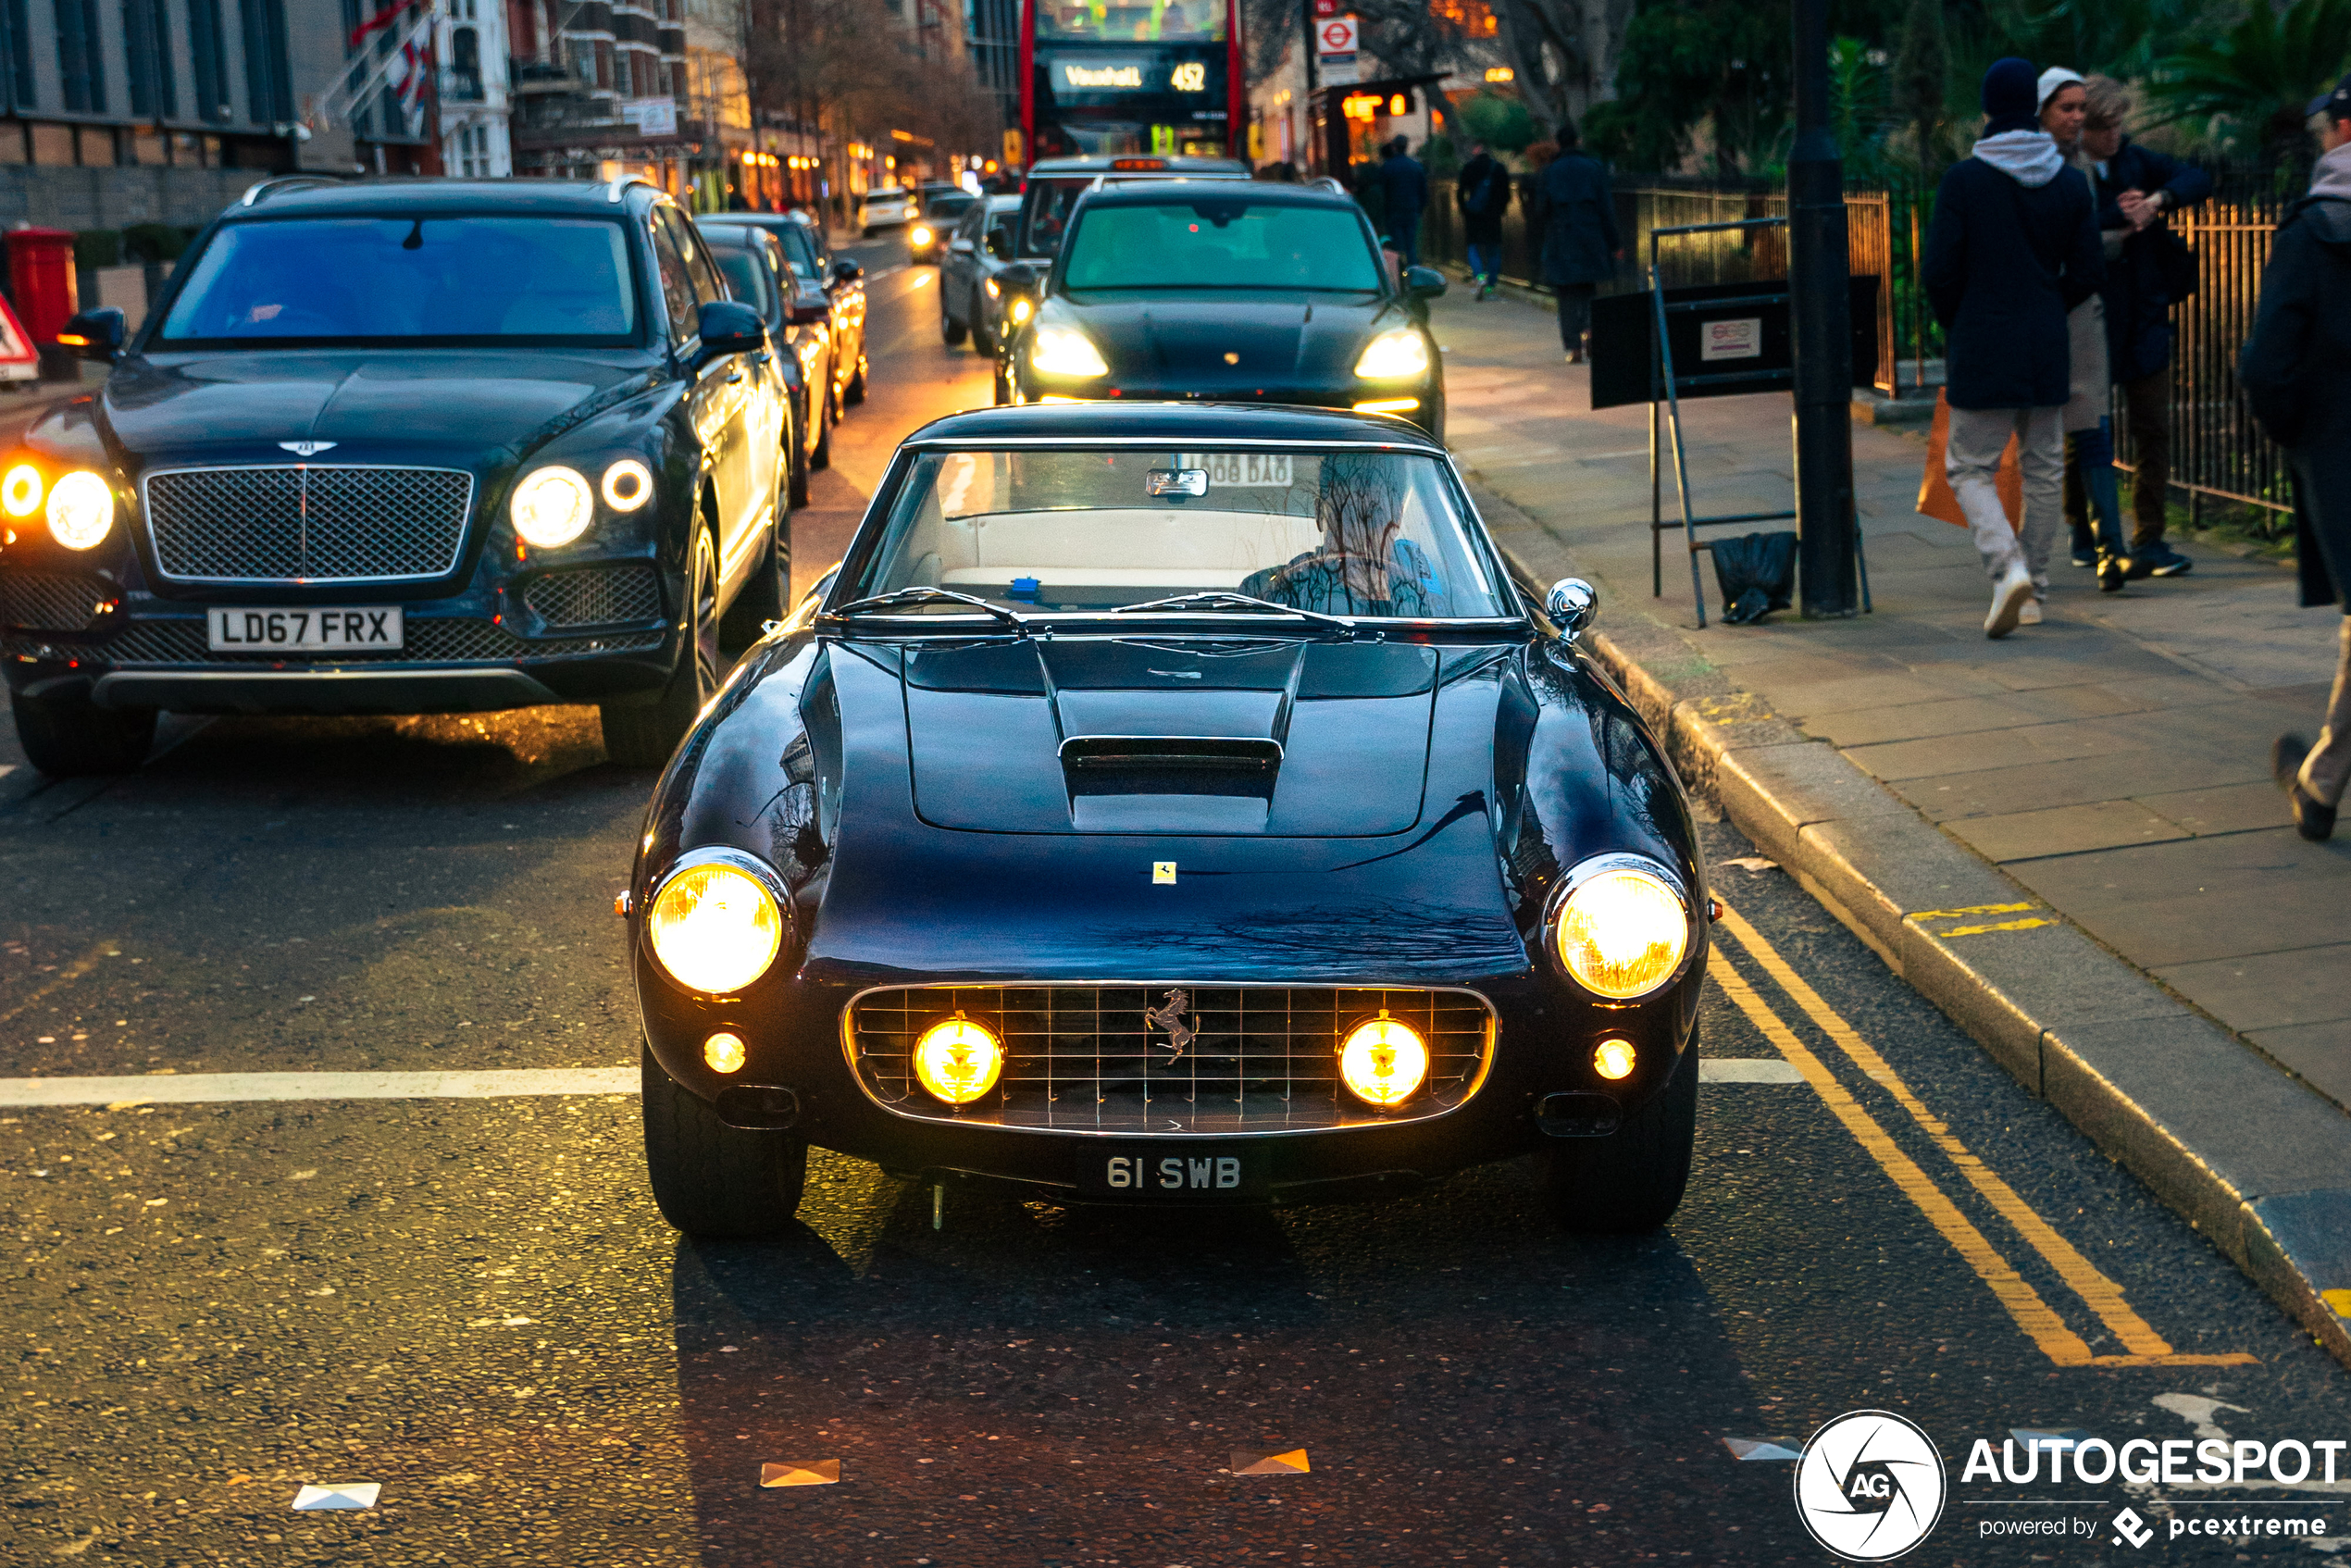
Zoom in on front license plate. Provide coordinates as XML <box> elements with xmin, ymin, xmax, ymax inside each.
<box><xmin>1078</xmin><ymin>1145</ymin><xmax>1269</xmax><ymax>1200</ymax></box>
<box><xmin>206</xmin><ymin>606</ymin><xmax>403</xmax><ymax>653</ymax></box>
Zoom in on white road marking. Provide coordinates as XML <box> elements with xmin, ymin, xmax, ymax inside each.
<box><xmin>0</xmin><ymin>1067</ymin><xmax>638</xmax><ymax>1106</ymax></box>
<box><xmin>1700</xmin><ymin>1059</ymin><xmax>1802</xmax><ymax>1083</ymax></box>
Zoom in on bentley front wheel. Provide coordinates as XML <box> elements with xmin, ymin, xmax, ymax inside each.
<box><xmin>601</xmin><ymin>525</ymin><xmax>718</xmax><ymax>768</ymax></box>
<box><xmin>1542</xmin><ymin>1030</ymin><xmax>1698</xmax><ymax>1234</ymax></box>
<box><xmin>641</xmin><ymin>1049</ymin><xmax>808</xmax><ymax>1238</ymax></box>
<box><xmin>10</xmin><ymin>687</ymin><xmax>156</xmax><ymax>777</ymax></box>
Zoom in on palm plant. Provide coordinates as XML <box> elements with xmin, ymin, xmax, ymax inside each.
<box><xmin>2146</xmin><ymin>0</ymin><xmax>2351</xmax><ymax>177</ymax></box>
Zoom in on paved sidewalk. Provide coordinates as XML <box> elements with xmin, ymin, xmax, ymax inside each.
<box><xmin>1433</xmin><ymin>288</ymin><xmax>2351</xmax><ymax>1115</ymax></box>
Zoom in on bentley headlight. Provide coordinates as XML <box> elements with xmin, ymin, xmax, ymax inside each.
<box><xmin>510</xmin><ymin>465</ymin><xmax>595</xmax><ymax>549</ymax></box>
<box><xmin>1354</xmin><ymin>328</ymin><xmax>1430</xmax><ymax>380</ymax></box>
<box><xmin>646</xmin><ymin>853</ymin><xmax>786</xmax><ymax>995</ymax></box>
<box><xmin>1551</xmin><ymin>856</ymin><xmax>1690</xmax><ymax>1001</ymax></box>
<box><xmin>1030</xmin><ymin>324</ymin><xmax>1108</xmax><ymax>378</ymax></box>
<box><xmin>46</xmin><ymin>470</ymin><xmax>114</xmax><ymax>551</ymax></box>
<box><xmin>913</xmin><ymin>1015</ymin><xmax>1003</xmax><ymax>1105</ymax></box>
<box><xmin>600</xmin><ymin>457</ymin><xmax>654</xmax><ymax>513</ymax></box>
<box><xmin>1338</xmin><ymin>1014</ymin><xmax>1428</xmax><ymax>1109</ymax></box>
<box><xmin>2</xmin><ymin>464</ymin><xmax>42</xmax><ymax>519</ymax></box>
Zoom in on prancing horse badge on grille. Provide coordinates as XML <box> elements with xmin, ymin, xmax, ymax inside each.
<box><xmin>278</xmin><ymin>441</ymin><xmax>337</xmax><ymax>457</ymax></box>
<box><xmin>1142</xmin><ymin>988</ymin><xmax>1195</xmax><ymax>1063</ymax></box>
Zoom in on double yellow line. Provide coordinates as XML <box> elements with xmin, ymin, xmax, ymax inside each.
<box><xmin>1710</xmin><ymin>900</ymin><xmax>2254</xmax><ymax>1369</ymax></box>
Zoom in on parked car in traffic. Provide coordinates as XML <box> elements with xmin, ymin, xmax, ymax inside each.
<box><xmin>856</xmin><ymin>186</ymin><xmax>913</xmax><ymax>234</ymax></box>
<box><xmin>1002</xmin><ymin>182</ymin><xmax>1449</xmax><ymax>438</ymax></box>
<box><xmin>708</xmin><ymin>212</ymin><xmax>869</xmax><ymax>411</ymax></box>
<box><xmin>939</xmin><ymin>193</ymin><xmax>1024</xmax><ymax>354</ymax></box>
<box><xmin>907</xmin><ymin>187</ymin><xmax>976</xmax><ymax>265</ymax></box>
<box><xmin>0</xmin><ymin>175</ymin><xmax>791</xmax><ymax>775</ymax></box>
<box><xmin>697</xmin><ymin>221</ymin><xmax>824</xmax><ymax>507</ymax></box>
<box><xmin>623</xmin><ymin>402</ymin><xmax>1709</xmax><ymax>1240</ymax></box>
<box><xmin>1009</xmin><ymin>154</ymin><xmax>1251</xmax><ymax>264</ymax></box>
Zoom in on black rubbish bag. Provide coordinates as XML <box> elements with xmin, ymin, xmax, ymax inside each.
<box><xmin>1710</xmin><ymin>530</ymin><xmax>1799</xmax><ymax>625</ymax></box>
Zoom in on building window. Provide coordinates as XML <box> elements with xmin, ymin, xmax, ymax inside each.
<box><xmin>124</xmin><ymin>0</ymin><xmax>179</xmax><ymax>118</ymax></box>
<box><xmin>241</xmin><ymin>0</ymin><xmax>293</xmax><ymax>124</ymax></box>
<box><xmin>189</xmin><ymin>0</ymin><xmax>230</xmax><ymax>120</ymax></box>
<box><xmin>0</xmin><ymin>0</ymin><xmax>33</xmax><ymax>113</ymax></box>
<box><xmin>56</xmin><ymin>0</ymin><xmax>106</xmax><ymax>113</ymax></box>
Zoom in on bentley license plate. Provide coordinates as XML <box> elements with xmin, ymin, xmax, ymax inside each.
<box><xmin>207</xmin><ymin>607</ymin><xmax>403</xmax><ymax>653</ymax></box>
<box><xmin>1078</xmin><ymin>1145</ymin><xmax>1269</xmax><ymax>1200</ymax></box>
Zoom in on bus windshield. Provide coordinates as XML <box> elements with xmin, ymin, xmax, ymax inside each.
<box><xmin>1037</xmin><ymin>0</ymin><xmax>1225</xmax><ymax>41</ymax></box>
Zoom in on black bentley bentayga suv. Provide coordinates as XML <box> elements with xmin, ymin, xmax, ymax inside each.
<box><xmin>0</xmin><ymin>174</ymin><xmax>793</xmax><ymax>774</ymax></box>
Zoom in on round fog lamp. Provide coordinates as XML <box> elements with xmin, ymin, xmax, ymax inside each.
<box><xmin>1338</xmin><ymin>1013</ymin><xmax>1429</xmax><ymax>1110</ymax></box>
<box><xmin>601</xmin><ymin>457</ymin><xmax>654</xmax><ymax>513</ymax></box>
<box><xmin>510</xmin><ymin>464</ymin><xmax>595</xmax><ymax>549</ymax></box>
<box><xmin>45</xmin><ymin>470</ymin><xmax>114</xmax><ymax>551</ymax></box>
<box><xmin>913</xmin><ymin>1016</ymin><xmax>1003</xmax><ymax>1105</ymax></box>
<box><xmin>646</xmin><ymin>858</ymin><xmax>785</xmax><ymax>995</ymax></box>
<box><xmin>1553</xmin><ymin>863</ymin><xmax>1689</xmax><ymax>1000</ymax></box>
<box><xmin>703</xmin><ymin>1031</ymin><xmax>748</xmax><ymax>1074</ymax></box>
<box><xmin>1593</xmin><ymin>1039</ymin><xmax>1637</xmax><ymax>1081</ymax></box>
<box><xmin>1</xmin><ymin>464</ymin><xmax>42</xmax><ymax>519</ymax></box>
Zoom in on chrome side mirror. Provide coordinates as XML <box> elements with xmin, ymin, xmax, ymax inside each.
<box><xmin>1546</xmin><ymin>578</ymin><xmax>1598</xmax><ymax>644</ymax></box>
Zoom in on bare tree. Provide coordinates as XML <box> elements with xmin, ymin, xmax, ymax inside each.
<box><xmin>1490</xmin><ymin>0</ymin><xmax>1634</xmax><ymax>137</ymax></box>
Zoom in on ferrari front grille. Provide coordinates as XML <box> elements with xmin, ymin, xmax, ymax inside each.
<box><xmin>843</xmin><ymin>983</ymin><xmax>1494</xmax><ymax>1135</ymax></box>
<box><xmin>143</xmin><ymin>465</ymin><xmax>475</xmax><ymax>583</ymax></box>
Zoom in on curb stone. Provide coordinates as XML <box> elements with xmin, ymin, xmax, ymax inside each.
<box><xmin>1472</xmin><ymin>480</ymin><xmax>2351</xmax><ymax>1370</ymax></box>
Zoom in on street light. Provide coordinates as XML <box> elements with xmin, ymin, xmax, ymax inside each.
<box><xmin>1788</xmin><ymin>0</ymin><xmax>1859</xmax><ymax>618</ymax></box>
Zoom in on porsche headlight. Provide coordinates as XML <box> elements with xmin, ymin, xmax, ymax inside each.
<box><xmin>2</xmin><ymin>464</ymin><xmax>42</xmax><ymax>519</ymax></box>
<box><xmin>1337</xmin><ymin>1013</ymin><xmax>1428</xmax><ymax>1109</ymax></box>
<box><xmin>46</xmin><ymin>470</ymin><xmax>114</xmax><ymax>551</ymax></box>
<box><xmin>1550</xmin><ymin>855</ymin><xmax>1691</xmax><ymax>1001</ymax></box>
<box><xmin>600</xmin><ymin>457</ymin><xmax>654</xmax><ymax>513</ymax></box>
<box><xmin>1353</xmin><ymin>328</ymin><xmax>1430</xmax><ymax>380</ymax></box>
<box><xmin>1009</xmin><ymin>297</ymin><xmax>1034</xmax><ymax>325</ymax></box>
<box><xmin>913</xmin><ymin>1015</ymin><xmax>1003</xmax><ymax>1105</ymax></box>
<box><xmin>645</xmin><ymin>852</ymin><xmax>786</xmax><ymax>995</ymax></box>
<box><xmin>1030</xmin><ymin>324</ymin><xmax>1108</xmax><ymax>378</ymax></box>
<box><xmin>910</xmin><ymin>224</ymin><xmax>934</xmax><ymax>247</ymax></box>
<box><xmin>510</xmin><ymin>465</ymin><xmax>595</xmax><ymax>549</ymax></box>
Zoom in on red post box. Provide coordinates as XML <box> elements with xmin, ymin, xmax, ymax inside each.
<box><xmin>5</xmin><ymin>228</ymin><xmax>79</xmax><ymax>344</ymax></box>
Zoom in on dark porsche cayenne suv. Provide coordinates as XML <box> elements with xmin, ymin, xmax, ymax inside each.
<box><xmin>0</xmin><ymin>175</ymin><xmax>792</xmax><ymax>774</ymax></box>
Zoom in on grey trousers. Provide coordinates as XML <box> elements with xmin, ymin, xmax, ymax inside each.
<box><xmin>1947</xmin><ymin>404</ymin><xmax>2064</xmax><ymax>586</ymax></box>
<box><xmin>2301</xmin><ymin>616</ymin><xmax>2351</xmax><ymax>807</ymax></box>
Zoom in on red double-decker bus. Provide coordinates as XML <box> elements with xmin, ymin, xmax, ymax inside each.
<box><xmin>1016</xmin><ymin>0</ymin><xmax>1246</xmax><ymax>167</ymax></box>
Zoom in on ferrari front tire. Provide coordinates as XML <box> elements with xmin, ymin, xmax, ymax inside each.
<box><xmin>1542</xmin><ymin>1027</ymin><xmax>1698</xmax><ymax>1234</ymax></box>
<box><xmin>641</xmin><ymin>1048</ymin><xmax>808</xmax><ymax>1238</ymax></box>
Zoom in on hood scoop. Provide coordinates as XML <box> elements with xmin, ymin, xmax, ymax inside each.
<box><xmin>903</xmin><ymin>639</ymin><xmax>1436</xmax><ymax>837</ymax></box>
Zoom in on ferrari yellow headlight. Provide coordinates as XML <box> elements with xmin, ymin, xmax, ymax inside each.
<box><xmin>510</xmin><ymin>465</ymin><xmax>594</xmax><ymax>549</ymax></box>
<box><xmin>913</xmin><ymin>1015</ymin><xmax>1003</xmax><ymax>1105</ymax></box>
<box><xmin>1337</xmin><ymin>1013</ymin><xmax>1428</xmax><ymax>1109</ymax></box>
<box><xmin>1</xmin><ymin>464</ymin><xmax>42</xmax><ymax>519</ymax></box>
<box><xmin>1353</xmin><ymin>327</ymin><xmax>1430</xmax><ymax>380</ymax></box>
<box><xmin>45</xmin><ymin>470</ymin><xmax>114</xmax><ymax>550</ymax></box>
<box><xmin>646</xmin><ymin>857</ymin><xmax>785</xmax><ymax>995</ymax></box>
<box><xmin>1030</xmin><ymin>323</ymin><xmax>1106</xmax><ymax>377</ymax></box>
<box><xmin>1552</xmin><ymin>860</ymin><xmax>1689</xmax><ymax>1000</ymax></box>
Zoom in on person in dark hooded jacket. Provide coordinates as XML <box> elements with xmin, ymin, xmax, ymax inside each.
<box><xmin>2243</xmin><ymin>71</ymin><xmax>2351</xmax><ymax>840</ymax></box>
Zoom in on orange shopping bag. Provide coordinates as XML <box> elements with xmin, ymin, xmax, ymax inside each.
<box><xmin>1918</xmin><ymin>390</ymin><xmax>2022</xmax><ymax>531</ymax></box>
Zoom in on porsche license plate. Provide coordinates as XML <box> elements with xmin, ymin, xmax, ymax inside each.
<box><xmin>207</xmin><ymin>607</ymin><xmax>403</xmax><ymax>653</ymax></box>
<box><xmin>1079</xmin><ymin>1145</ymin><xmax>1269</xmax><ymax>1200</ymax></box>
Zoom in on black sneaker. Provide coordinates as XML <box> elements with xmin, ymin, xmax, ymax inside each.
<box><xmin>2097</xmin><ymin>552</ymin><xmax>2129</xmax><ymax>592</ymax></box>
<box><xmin>2272</xmin><ymin>732</ymin><xmax>2337</xmax><ymax>841</ymax></box>
<box><xmin>2138</xmin><ymin>543</ymin><xmax>2194</xmax><ymax>577</ymax></box>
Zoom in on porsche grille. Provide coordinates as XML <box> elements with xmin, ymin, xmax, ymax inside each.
<box><xmin>844</xmin><ymin>984</ymin><xmax>1494</xmax><ymax>1134</ymax></box>
<box><xmin>143</xmin><ymin>465</ymin><xmax>475</xmax><ymax>583</ymax></box>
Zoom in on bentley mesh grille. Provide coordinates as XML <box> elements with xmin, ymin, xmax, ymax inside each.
<box><xmin>1</xmin><ymin>573</ymin><xmax>110</xmax><ymax>631</ymax></box>
<box><xmin>844</xmin><ymin>984</ymin><xmax>1494</xmax><ymax>1134</ymax></box>
<box><xmin>143</xmin><ymin>466</ymin><xmax>475</xmax><ymax>583</ymax></box>
<box><xmin>44</xmin><ymin>619</ymin><xmax>664</xmax><ymax>666</ymax></box>
<box><xmin>524</xmin><ymin>566</ymin><xmax>663</xmax><ymax>628</ymax></box>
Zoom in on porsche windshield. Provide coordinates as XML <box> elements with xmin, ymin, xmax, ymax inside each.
<box><xmin>1062</xmin><ymin>201</ymin><xmax>1380</xmax><ymax>291</ymax></box>
<box><xmin>852</xmin><ymin>449</ymin><xmax>1509</xmax><ymax>619</ymax></box>
<box><xmin>157</xmin><ymin>217</ymin><xmax>641</xmax><ymax>344</ymax></box>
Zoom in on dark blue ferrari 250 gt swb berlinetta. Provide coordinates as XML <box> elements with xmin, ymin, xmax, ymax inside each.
<box><xmin>623</xmin><ymin>403</ymin><xmax>1711</xmax><ymax>1237</ymax></box>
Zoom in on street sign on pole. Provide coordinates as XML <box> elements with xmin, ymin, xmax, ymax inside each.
<box><xmin>1787</xmin><ymin>0</ymin><xmax>1859</xmax><ymax>618</ymax></box>
<box><xmin>1316</xmin><ymin>14</ymin><xmax>1358</xmax><ymax>84</ymax></box>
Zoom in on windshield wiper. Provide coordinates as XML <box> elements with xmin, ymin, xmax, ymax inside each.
<box><xmin>1111</xmin><ymin>591</ymin><xmax>1356</xmax><ymax>629</ymax></box>
<box><xmin>827</xmin><ymin>586</ymin><xmax>1029</xmax><ymax>629</ymax></box>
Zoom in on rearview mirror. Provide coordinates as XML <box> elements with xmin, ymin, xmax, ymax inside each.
<box><xmin>1404</xmin><ymin>266</ymin><xmax>1449</xmax><ymax>301</ymax></box>
<box><xmin>829</xmin><ymin>258</ymin><xmax>863</xmax><ymax>286</ymax></box>
<box><xmin>1546</xmin><ymin>578</ymin><xmax>1598</xmax><ymax>644</ymax></box>
<box><xmin>995</xmin><ymin>262</ymin><xmax>1042</xmax><ymax>298</ymax></box>
<box><xmin>58</xmin><ymin>306</ymin><xmax>127</xmax><ymax>362</ymax></box>
<box><xmin>693</xmin><ymin>299</ymin><xmax>767</xmax><ymax>367</ymax></box>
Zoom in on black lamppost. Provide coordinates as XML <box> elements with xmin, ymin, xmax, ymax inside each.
<box><xmin>1788</xmin><ymin>0</ymin><xmax>1858</xmax><ymax>617</ymax></box>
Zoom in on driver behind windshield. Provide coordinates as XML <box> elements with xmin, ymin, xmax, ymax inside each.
<box><xmin>1239</xmin><ymin>454</ymin><xmax>1439</xmax><ymax>616</ymax></box>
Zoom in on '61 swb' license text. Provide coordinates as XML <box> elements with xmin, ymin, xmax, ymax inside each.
<box><xmin>207</xmin><ymin>607</ymin><xmax>404</xmax><ymax>653</ymax></box>
<box><xmin>1079</xmin><ymin>1146</ymin><xmax>1269</xmax><ymax>1200</ymax></box>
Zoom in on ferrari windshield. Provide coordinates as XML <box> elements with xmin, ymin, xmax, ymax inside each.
<box><xmin>850</xmin><ymin>449</ymin><xmax>1510</xmax><ymax>619</ymax></box>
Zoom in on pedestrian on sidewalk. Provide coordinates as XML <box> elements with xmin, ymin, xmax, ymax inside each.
<box><xmin>1376</xmin><ymin>137</ymin><xmax>1428</xmax><ymax>268</ymax></box>
<box><xmin>2243</xmin><ymin>71</ymin><xmax>2351</xmax><ymax>841</ymax></box>
<box><xmin>1534</xmin><ymin>121</ymin><xmax>1622</xmax><ymax>364</ymax></box>
<box><xmin>2039</xmin><ymin>68</ymin><xmax>2133</xmax><ymax>593</ymax></box>
<box><xmin>2080</xmin><ymin>75</ymin><xmax>2210</xmax><ymax>579</ymax></box>
<box><xmin>1923</xmin><ymin>56</ymin><xmax>2105</xmax><ymax>638</ymax></box>
<box><xmin>1456</xmin><ymin>140</ymin><xmax>1512</xmax><ymax>299</ymax></box>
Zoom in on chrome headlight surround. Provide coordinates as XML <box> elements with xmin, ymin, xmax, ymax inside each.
<box><xmin>1541</xmin><ymin>852</ymin><xmax>1699</xmax><ymax>1002</ymax></box>
<box><xmin>641</xmin><ymin>846</ymin><xmax>793</xmax><ymax>998</ymax></box>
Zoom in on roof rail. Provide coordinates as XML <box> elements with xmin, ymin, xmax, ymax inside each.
<box><xmin>605</xmin><ymin>173</ymin><xmax>659</xmax><ymax>205</ymax></box>
<box><xmin>239</xmin><ymin>175</ymin><xmax>344</xmax><ymax>207</ymax></box>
